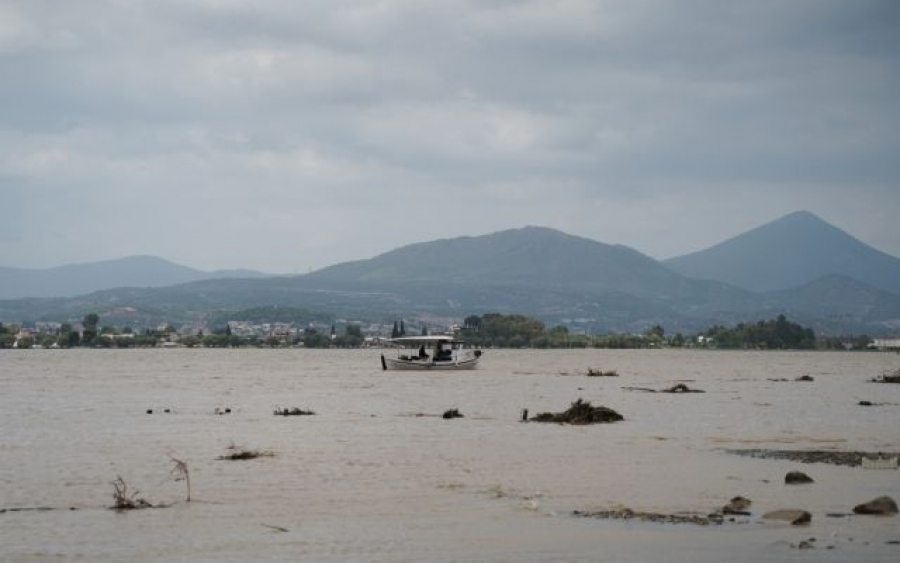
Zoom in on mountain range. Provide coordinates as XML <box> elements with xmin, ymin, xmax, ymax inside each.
<box><xmin>0</xmin><ymin>256</ymin><xmax>267</xmax><ymax>300</ymax></box>
<box><xmin>1</xmin><ymin>211</ymin><xmax>898</xmax><ymax>335</ymax></box>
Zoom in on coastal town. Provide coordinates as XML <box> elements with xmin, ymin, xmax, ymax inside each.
<box><xmin>2</xmin><ymin>313</ymin><xmax>899</xmax><ymax>351</ymax></box>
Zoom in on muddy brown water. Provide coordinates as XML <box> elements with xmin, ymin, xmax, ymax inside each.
<box><xmin>2</xmin><ymin>348</ymin><xmax>899</xmax><ymax>562</ymax></box>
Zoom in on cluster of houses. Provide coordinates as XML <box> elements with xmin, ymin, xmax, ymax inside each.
<box><xmin>2</xmin><ymin>318</ymin><xmax>447</xmax><ymax>349</ymax></box>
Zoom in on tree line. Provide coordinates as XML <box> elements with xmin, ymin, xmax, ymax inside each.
<box><xmin>459</xmin><ymin>313</ymin><xmax>822</xmax><ymax>350</ymax></box>
<box><xmin>0</xmin><ymin>311</ymin><xmax>872</xmax><ymax>351</ymax></box>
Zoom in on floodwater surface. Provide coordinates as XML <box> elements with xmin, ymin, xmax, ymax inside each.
<box><xmin>2</xmin><ymin>348</ymin><xmax>899</xmax><ymax>562</ymax></box>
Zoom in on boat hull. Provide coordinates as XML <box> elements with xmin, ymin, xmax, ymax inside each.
<box><xmin>381</xmin><ymin>355</ymin><xmax>480</xmax><ymax>371</ymax></box>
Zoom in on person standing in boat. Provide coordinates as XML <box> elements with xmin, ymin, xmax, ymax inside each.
<box><xmin>418</xmin><ymin>344</ymin><xmax>428</xmax><ymax>359</ymax></box>
<box><xmin>435</xmin><ymin>341</ymin><xmax>450</xmax><ymax>361</ymax></box>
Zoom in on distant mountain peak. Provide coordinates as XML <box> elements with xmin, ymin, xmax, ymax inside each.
<box><xmin>665</xmin><ymin>210</ymin><xmax>900</xmax><ymax>293</ymax></box>
<box><xmin>307</xmin><ymin>224</ymin><xmax>679</xmax><ymax>297</ymax></box>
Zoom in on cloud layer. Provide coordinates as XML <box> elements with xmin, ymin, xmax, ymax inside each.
<box><xmin>2</xmin><ymin>0</ymin><xmax>899</xmax><ymax>272</ymax></box>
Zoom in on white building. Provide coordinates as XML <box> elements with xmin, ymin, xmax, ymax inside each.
<box><xmin>870</xmin><ymin>338</ymin><xmax>900</xmax><ymax>350</ymax></box>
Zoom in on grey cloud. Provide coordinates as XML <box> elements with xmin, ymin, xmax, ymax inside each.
<box><xmin>1</xmin><ymin>0</ymin><xmax>898</xmax><ymax>271</ymax></box>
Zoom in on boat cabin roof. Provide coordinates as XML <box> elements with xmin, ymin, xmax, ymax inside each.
<box><xmin>388</xmin><ymin>335</ymin><xmax>463</xmax><ymax>344</ymax></box>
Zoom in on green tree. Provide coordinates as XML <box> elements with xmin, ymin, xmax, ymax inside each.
<box><xmin>464</xmin><ymin>313</ymin><xmax>545</xmax><ymax>347</ymax></box>
<box><xmin>68</xmin><ymin>330</ymin><xmax>82</xmax><ymax>347</ymax></box>
<box><xmin>701</xmin><ymin>315</ymin><xmax>815</xmax><ymax>349</ymax></box>
<box><xmin>181</xmin><ymin>335</ymin><xmax>201</xmax><ymax>348</ymax></box>
<box><xmin>548</xmin><ymin>325</ymin><xmax>570</xmax><ymax>347</ymax></box>
<box><xmin>81</xmin><ymin>313</ymin><xmax>100</xmax><ymax>345</ymax></box>
<box><xmin>646</xmin><ymin>324</ymin><xmax>665</xmax><ymax>340</ymax></box>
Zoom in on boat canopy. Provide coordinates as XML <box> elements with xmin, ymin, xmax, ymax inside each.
<box><xmin>387</xmin><ymin>335</ymin><xmax>464</xmax><ymax>345</ymax></box>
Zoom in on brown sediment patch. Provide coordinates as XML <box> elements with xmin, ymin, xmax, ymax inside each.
<box><xmin>726</xmin><ymin>449</ymin><xmax>900</xmax><ymax>467</ymax></box>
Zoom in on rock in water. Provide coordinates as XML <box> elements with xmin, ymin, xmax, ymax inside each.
<box><xmin>723</xmin><ymin>496</ymin><xmax>752</xmax><ymax>514</ymax></box>
<box><xmin>762</xmin><ymin>509</ymin><xmax>812</xmax><ymax>525</ymax></box>
<box><xmin>785</xmin><ymin>471</ymin><xmax>814</xmax><ymax>484</ymax></box>
<box><xmin>853</xmin><ymin>496</ymin><xmax>898</xmax><ymax>515</ymax></box>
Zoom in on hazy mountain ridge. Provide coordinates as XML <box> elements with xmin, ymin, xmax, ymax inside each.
<box><xmin>757</xmin><ymin>275</ymin><xmax>900</xmax><ymax>330</ymax></box>
<box><xmin>2</xmin><ymin>212</ymin><xmax>899</xmax><ymax>334</ymax></box>
<box><xmin>665</xmin><ymin>211</ymin><xmax>900</xmax><ymax>293</ymax></box>
<box><xmin>308</xmin><ymin>226</ymin><xmax>690</xmax><ymax>297</ymax></box>
<box><xmin>0</xmin><ymin>255</ymin><xmax>269</xmax><ymax>300</ymax></box>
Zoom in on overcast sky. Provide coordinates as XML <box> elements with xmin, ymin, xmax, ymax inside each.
<box><xmin>2</xmin><ymin>0</ymin><xmax>898</xmax><ymax>273</ymax></box>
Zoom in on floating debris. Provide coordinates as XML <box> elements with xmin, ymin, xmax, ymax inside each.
<box><xmin>871</xmin><ymin>368</ymin><xmax>900</xmax><ymax>383</ymax></box>
<box><xmin>217</xmin><ymin>446</ymin><xmax>274</xmax><ymax>461</ymax></box>
<box><xmin>531</xmin><ymin>399</ymin><xmax>623</xmax><ymax>425</ymax></box>
<box><xmin>622</xmin><ymin>383</ymin><xmax>705</xmax><ymax>393</ymax></box>
<box><xmin>274</xmin><ymin>407</ymin><xmax>315</xmax><ymax>416</ymax></box>
<box><xmin>663</xmin><ymin>383</ymin><xmax>704</xmax><ymax>393</ymax></box>
<box><xmin>574</xmin><ymin>507</ymin><xmax>726</xmax><ymax>526</ymax></box>
<box><xmin>727</xmin><ymin>449</ymin><xmax>900</xmax><ymax>468</ymax></box>
<box><xmin>586</xmin><ymin>368</ymin><xmax>619</xmax><ymax>377</ymax></box>
<box><xmin>111</xmin><ymin>476</ymin><xmax>153</xmax><ymax>510</ymax></box>
<box><xmin>0</xmin><ymin>506</ymin><xmax>61</xmax><ymax>514</ymax></box>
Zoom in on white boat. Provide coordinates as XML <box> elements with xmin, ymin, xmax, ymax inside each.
<box><xmin>380</xmin><ymin>335</ymin><xmax>483</xmax><ymax>371</ymax></box>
